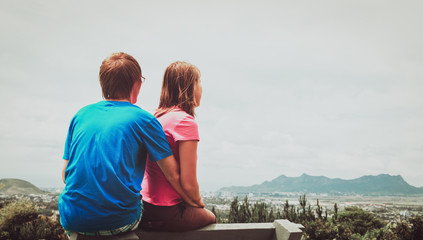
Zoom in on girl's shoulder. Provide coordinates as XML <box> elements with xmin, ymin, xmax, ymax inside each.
<box><xmin>157</xmin><ymin>107</ymin><xmax>194</xmax><ymax>121</ymax></box>
<box><xmin>157</xmin><ymin>107</ymin><xmax>197</xmax><ymax>130</ymax></box>
<box><xmin>159</xmin><ymin>108</ymin><xmax>199</xmax><ymax>140</ymax></box>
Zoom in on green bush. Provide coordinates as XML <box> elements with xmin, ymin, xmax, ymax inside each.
<box><xmin>0</xmin><ymin>200</ymin><xmax>38</xmax><ymax>232</ymax></box>
<box><xmin>225</xmin><ymin>195</ymin><xmax>422</xmax><ymax>240</ymax></box>
<box><xmin>336</xmin><ymin>206</ymin><xmax>385</xmax><ymax>236</ymax></box>
<box><xmin>0</xmin><ymin>200</ymin><xmax>65</xmax><ymax>240</ymax></box>
<box><xmin>303</xmin><ymin>219</ymin><xmax>337</xmax><ymax>240</ymax></box>
<box><xmin>363</xmin><ymin>224</ymin><xmax>398</xmax><ymax>240</ymax></box>
<box><xmin>391</xmin><ymin>216</ymin><xmax>423</xmax><ymax>240</ymax></box>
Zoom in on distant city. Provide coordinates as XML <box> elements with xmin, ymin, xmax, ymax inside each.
<box><xmin>1</xmin><ymin>174</ymin><xmax>422</xmax><ymax>224</ymax></box>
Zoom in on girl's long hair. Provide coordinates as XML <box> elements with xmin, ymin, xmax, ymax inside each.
<box><xmin>157</xmin><ymin>61</ymin><xmax>200</xmax><ymax>117</ymax></box>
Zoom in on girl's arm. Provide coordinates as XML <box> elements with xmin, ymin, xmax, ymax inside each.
<box><xmin>156</xmin><ymin>154</ymin><xmax>202</xmax><ymax>207</ymax></box>
<box><xmin>179</xmin><ymin>140</ymin><xmax>204</xmax><ymax>207</ymax></box>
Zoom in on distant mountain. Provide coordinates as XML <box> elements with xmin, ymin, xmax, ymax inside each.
<box><xmin>0</xmin><ymin>178</ymin><xmax>46</xmax><ymax>195</ymax></box>
<box><xmin>219</xmin><ymin>174</ymin><xmax>423</xmax><ymax>196</ymax></box>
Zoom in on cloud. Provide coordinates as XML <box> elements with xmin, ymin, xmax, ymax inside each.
<box><xmin>1</xmin><ymin>0</ymin><xmax>423</xmax><ymax>190</ymax></box>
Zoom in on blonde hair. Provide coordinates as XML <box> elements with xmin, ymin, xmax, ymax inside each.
<box><xmin>157</xmin><ymin>61</ymin><xmax>200</xmax><ymax>117</ymax></box>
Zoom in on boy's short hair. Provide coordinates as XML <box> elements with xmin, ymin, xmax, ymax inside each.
<box><xmin>99</xmin><ymin>52</ymin><xmax>142</xmax><ymax>100</ymax></box>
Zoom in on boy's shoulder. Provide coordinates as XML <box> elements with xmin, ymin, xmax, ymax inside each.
<box><xmin>74</xmin><ymin>101</ymin><xmax>154</xmax><ymax>120</ymax></box>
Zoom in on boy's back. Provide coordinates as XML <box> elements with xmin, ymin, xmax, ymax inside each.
<box><xmin>58</xmin><ymin>53</ymin><xmax>174</xmax><ymax>235</ymax></box>
<box><xmin>60</xmin><ymin>101</ymin><xmax>171</xmax><ymax>231</ymax></box>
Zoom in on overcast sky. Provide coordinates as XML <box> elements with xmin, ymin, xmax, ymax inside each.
<box><xmin>1</xmin><ymin>0</ymin><xmax>422</xmax><ymax>191</ymax></box>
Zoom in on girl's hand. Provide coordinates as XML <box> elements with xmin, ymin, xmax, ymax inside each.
<box><xmin>193</xmin><ymin>197</ymin><xmax>205</xmax><ymax>208</ymax></box>
<box><xmin>183</xmin><ymin>197</ymin><xmax>200</xmax><ymax>207</ymax></box>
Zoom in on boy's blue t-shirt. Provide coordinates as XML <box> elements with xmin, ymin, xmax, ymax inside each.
<box><xmin>58</xmin><ymin>101</ymin><xmax>172</xmax><ymax>232</ymax></box>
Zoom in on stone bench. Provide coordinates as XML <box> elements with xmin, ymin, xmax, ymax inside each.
<box><xmin>70</xmin><ymin>219</ymin><xmax>304</xmax><ymax>240</ymax></box>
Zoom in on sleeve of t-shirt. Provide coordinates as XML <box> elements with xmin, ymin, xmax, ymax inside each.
<box><xmin>173</xmin><ymin>115</ymin><xmax>200</xmax><ymax>142</ymax></box>
<box><xmin>142</xmin><ymin>117</ymin><xmax>173</xmax><ymax>162</ymax></box>
<box><xmin>62</xmin><ymin>117</ymin><xmax>75</xmax><ymax>160</ymax></box>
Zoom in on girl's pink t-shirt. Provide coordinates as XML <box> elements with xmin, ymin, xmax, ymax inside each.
<box><xmin>141</xmin><ymin>108</ymin><xmax>199</xmax><ymax>206</ymax></box>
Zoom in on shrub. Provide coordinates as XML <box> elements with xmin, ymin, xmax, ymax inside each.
<box><xmin>303</xmin><ymin>219</ymin><xmax>337</xmax><ymax>240</ymax></box>
<box><xmin>337</xmin><ymin>206</ymin><xmax>385</xmax><ymax>236</ymax></box>
<box><xmin>392</xmin><ymin>216</ymin><xmax>423</xmax><ymax>240</ymax></box>
<box><xmin>0</xmin><ymin>200</ymin><xmax>65</xmax><ymax>240</ymax></box>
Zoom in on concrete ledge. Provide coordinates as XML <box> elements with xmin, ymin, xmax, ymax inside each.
<box><xmin>69</xmin><ymin>232</ymin><xmax>139</xmax><ymax>240</ymax></box>
<box><xmin>137</xmin><ymin>223</ymin><xmax>277</xmax><ymax>240</ymax></box>
<box><xmin>273</xmin><ymin>220</ymin><xmax>305</xmax><ymax>240</ymax></box>
<box><xmin>71</xmin><ymin>219</ymin><xmax>304</xmax><ymax>240</ymax></box>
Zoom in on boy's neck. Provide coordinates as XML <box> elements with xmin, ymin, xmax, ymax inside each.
<box><xmin>106</xmin><ymin>98</ymin><xmax>130</xmax><ymax>102</ymax></box>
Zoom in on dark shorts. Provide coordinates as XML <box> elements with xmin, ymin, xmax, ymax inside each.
<box><xmin>140</xmin><ymin>200</ymin><xmax>216</xmax><ymax>232</ymax></box>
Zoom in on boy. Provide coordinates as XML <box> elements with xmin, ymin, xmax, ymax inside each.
<box><xmin>59</xmin><ymin>52</ymin><xmax>184</xmax><ymax>237</ymax></box>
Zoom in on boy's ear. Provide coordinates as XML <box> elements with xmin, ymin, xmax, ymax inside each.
<box><xmin>130</xmin><ymin>81</ymin><xmax>142</xmax><ymax>104</ymax></box>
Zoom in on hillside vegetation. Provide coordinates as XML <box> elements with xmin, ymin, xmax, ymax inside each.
<box><xmin>222</xmin><ymin>195</ymin><xmax>423</xmax><ymax>240</ymax></box>
<box><xmin>0</xmin><ymin>179</ymin><xmax>45</xmax><ymax>195</ymax></box>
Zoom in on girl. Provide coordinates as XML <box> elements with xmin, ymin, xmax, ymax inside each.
<box><xmin>140</xmin><ymin>61</ymin><xmax>216</xmax><ymax>231</ymax></box>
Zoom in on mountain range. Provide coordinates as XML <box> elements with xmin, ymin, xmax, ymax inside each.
<box><xmin>2</xmin><ymin>174</ymin><xmax>422</xmax><ymax>196</ymax></box>
<box><xmin>219</xmin><ymin>174</ymin><xmax>423</xmax><ymax>196</ymax></box>
<box><xmin>0</xmin><ymin>178</ymin><xmax>46</xmax><ymax>195</ymax></box>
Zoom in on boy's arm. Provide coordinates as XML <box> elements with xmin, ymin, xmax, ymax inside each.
<box><xmin>156</xmin><ymin>155</ymin><xmax>204</xmax><ymax>208</ymax></box>
<box><xmin>62</xmin><ymin>160</ymin><xmax>68</xmax><ymax>184</ymax></box>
